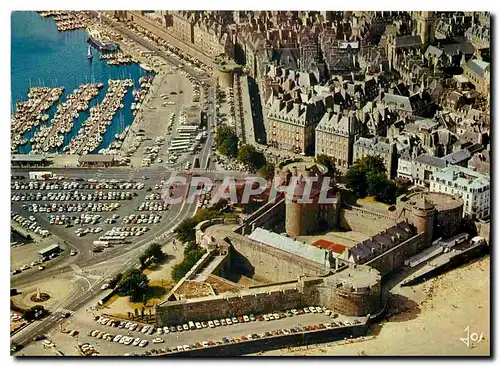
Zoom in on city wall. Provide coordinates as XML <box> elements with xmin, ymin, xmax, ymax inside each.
<box><xmin>237</xmin><ymin>197</ymin><xmax>286</xmax><ymax>236</ymax></box>
<box><xmin>125</xmin><ymin>11</ymin><xmax>216</xmax><ymax>68</ymax></box>
<box><xmin>156</xmin><ymin>281</ymin><xmax>318</xmax><ymax>326</ymax></box>
<box><xmin>226</xmin><ymin>232</ymin><xmax>326</xmax><ymax>282</ymax></box>
<box><xmin>340</xmin><ymin>205</ymin><xmax>396</xmax><ymax>236</ymax></box>
<box><xmin>364</xmin><ymin>232</ymin><xmax>425</xmax><ymax>276</ymax></box>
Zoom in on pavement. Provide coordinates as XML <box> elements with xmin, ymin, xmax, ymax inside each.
<box><xmin>18</xmin><ymin>307</ymin><xmax>357</xmax><ymax>356</ymax></box>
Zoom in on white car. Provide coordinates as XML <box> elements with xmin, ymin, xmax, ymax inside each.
<box><xmin>208</xmin><ymin>320</ymin><xmax>215</xmax><ymax>328</ymax></box>
<box><xmin>195</xmin><ymin>322</ymin><xmax>202</xmax><ymax>329</ymax></box>
<box><xmin>139</xmin><ymin>340</ymin><xmax>148</xmax><ymax>347</ymax></box>
<box><xmin>101</xmin><ymin>284</ymin><xmax>110</xmax><ymax>290</ymax></box>
<box><xmin>113</xmin><ymin>334</ymin><xmax>122</xmax><ymax>342</ymax></box>
<box><xmin>141</xmin><ymin>326</ymin><xmax>150</xmax><ymax>334</ymax></box>
<box><xmin>152</xmin><ymin>337</ymin><xmax>164</xmax><ymax>344</ymax></box>
<box><xmin>163</xmin><ymin>326</ymin><xmax>170</xmax><ymax>334</ymax></box>
<box><xmin>132</xmin><ymin>338</ymin><xmax>141</xmax><ymax>346</ymax></box>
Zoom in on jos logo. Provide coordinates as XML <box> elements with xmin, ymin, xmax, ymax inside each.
<box><xmin>459</xmin><ymin>326</ymin><xmax>484</xmax><ymax>347</ymax></box>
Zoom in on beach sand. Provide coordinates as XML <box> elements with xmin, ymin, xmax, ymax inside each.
<box><xmin>257</xmin><ymin>256</ymin><xmax>490</xmax><ymax>356</ymax></box>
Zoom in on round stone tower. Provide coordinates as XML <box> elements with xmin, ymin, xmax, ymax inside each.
<box><xmin>410</xmin><ymin>196</ymin><xmax>436</xmax><ymax>249</ymax></box>
<box><xmin>284</xmin><ymin>163</ymin><xmax>328</xmax><ymax>238</ymax></box>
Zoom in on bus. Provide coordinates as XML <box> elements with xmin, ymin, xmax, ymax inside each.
<box><xmin>167</xmin><ymin>145</ymin><xmax>190</xmax><ymax>152</ymax></box>
<box><xmin>178</xmin><ymin>133</ymin><xmax>195</xmax><ymax>138</ymax></box>
<box><xmin>170</xmin><ymin>140</ymin><xmax>192</xmax><ymax>147</ymax></box>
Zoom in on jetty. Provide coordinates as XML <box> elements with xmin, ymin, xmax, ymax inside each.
<box><xmin>11</xmin><ymin>87</ymin><xmax>64</xmax><ymax>151</ymax></box>
<box><xmin>68</xmin><ymin>79</ymin><xmax>133</xmax><ymax>155</ymax></box>
<box><xmin>31</xmin><ymin>83</ymin><xmax>102</xmax><ymax>153</ymax></box>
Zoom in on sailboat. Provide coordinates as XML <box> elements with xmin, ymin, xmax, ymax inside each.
<box><xmin>87</xmin><ymin>45</ymin><xmax>93</xmax><ymax>60</ymax></box>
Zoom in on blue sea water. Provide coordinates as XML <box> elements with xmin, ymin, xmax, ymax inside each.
<box><xmin>11</xmin><ymin>11</ymin><xmax>152</xmax><ymax>153</ymax></box>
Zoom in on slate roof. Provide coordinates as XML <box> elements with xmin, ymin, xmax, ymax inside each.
<box><xmin>394</xmin><ymin>35</ymin><xmax>422</xmax><ymax>48</ymax></box>
<box><xmin>414</xmin><ymin>154</ymin><xmax>447</xmax><ymax>168</ymax></box>
<box><xmin>466</xmin><ymin>59</ymin><xmax>490</xmax><ymax>78</ymax></box>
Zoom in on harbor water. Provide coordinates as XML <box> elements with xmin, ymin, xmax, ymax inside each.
<box><xmin>11</xmin><ymin>11</ymin><xmax>152</xmax><ymax>154</ymax></box>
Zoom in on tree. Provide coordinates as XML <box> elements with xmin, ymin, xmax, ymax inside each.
<box><xmin>108</xmin><ymin>273</ymin><xmax>123</xmax><ymax>289</ymax></box>
<box><xmin>258</xmin><ymin>162</ymin><xmax>275</xmax><ymax>180</ymax></box>
<box><xmin>315</xmin><ymin>154</ymin><xmax>339</xmax><ymax>178</ymax></box>
<box><xmin>172</xmin><ymin>242</ymin><xmax>206</xmax><ymax>282</ymax></box>
<box><xmin>116</xmin><ymin>268</ymin><xmax>149</xmax><ymax>301</ymax></box>
<box><xmin>144</xmin><ymin>243</ymin><xmax>163</xmax><ymax>261</ymax></box>
<box><xmin>345</xmin><ymin>164</ymin><xmax>368</xmax><ymax>197</ymax></box>
<box><xmin>359</xmin><ymin>155</ymin><xmax>386</xmax><ymax>175</ymax></box>
<box><xmin>237</xmin><ymin>144</ymin><xmax>266</xmax><ymax>171</ymax></box>
<box><xmin>174</xmin><ymin>217</ymin><xmax>199</xmax><ymax>242</ymax></box>
<box><xmin>346</xmin><ymin>155</ymin><xmax>395</xmax><ymax>201</ymax></box>
<box><xmin>215</xmin><ymin>125</ymin><xmax>238</xmax><ymax>157</ymax></box>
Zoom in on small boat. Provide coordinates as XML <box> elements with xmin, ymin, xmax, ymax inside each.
<box><xmin>87</xmin><ymin>45</ymin><xmax>93</xmax><ymax>60</ymax></box>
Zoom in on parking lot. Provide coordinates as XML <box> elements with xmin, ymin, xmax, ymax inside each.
<box><xmin>10</xmin><ymin>173</ymin><xmax>186</xmax><ymax>273</ymax></box>
<box><xmin>19</xmin><ymin>304</ymin><xmax>364</xmax><ymax>356</ymax></box>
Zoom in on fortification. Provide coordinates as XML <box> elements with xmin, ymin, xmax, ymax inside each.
<box><xmin>281</xmin><ymin>162</ymin><xmax>339</xmax><ymax>237</ymax></box>
<box><xmin>214</xmin><ymin>54</ymin><xmax>241</xmax><ymax>88</ymax></box>
<box><xmin>398</xmin><ymin>192</ymin><xmax>464</xmax><ymax>240</ymax></box>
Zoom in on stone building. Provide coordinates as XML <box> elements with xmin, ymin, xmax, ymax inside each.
<box><xmin>413</xmin><ymin>11</ymin><xmax>437</xmax><ymax>47</ymax></box>
<box><xmin>266</xmin><ymin>99</ymin><xmax>324</xmax><ymax>154</ymax></box>
<box><xmin>315</xmin><ymin>110</ymin><xmax>361</xmax><ymax>171</ymax></box>
<box><xmin>430</xmin><ymin>166</ymin><xmax>490</xmax><ymax>220</ymax></box>
<box><xmin>353</xmin><ymin>136</ymin><xmax>397</xmax><ymax>178</ymax></box>
<box><xmin>280</xmin><ymin>163</ymin><xmax>339</xmax><ymax>238</ymax></box>
<box><xmin>170</xmin><ymin>11</ymin><xmax>197</xmax><ymax>44</ymax></box>
<box><xmin>465</xmin><ymin>23</ymin><xmax>490</xmax><ymax>50</ymax></box>
<box><xmin>397</xmin><ymin>191</ymin><xmax>464</xmax><ymax>240</ymax></box>
<box><xmin>463</xmin><ymin>58</ymin><xmax>490</xmax><ymax>101</ymax></box>
<box><xmin>193</xmin><ymin>16</ymin><xmax>234</xmax><ymax>58</ymax></box>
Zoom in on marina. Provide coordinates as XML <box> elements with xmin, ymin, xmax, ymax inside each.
<box><xmin>11</xmin><ymin>11</ymin><xmax>154</xmax><ymax>155</ymax></box>
<box><xmin>37</xmin><ymin>11</ymin><xmax>85</xmax><ymax>32</ymax></box>
<box><xmin>31</xmin><ymin>83</ymin><xmax>103</xmax><ymax>153</ymax></box>
<box><xmin>67</xmin><ymin>79</ymin><xmax>133</xmax><ymax>155</ymax></box>
<box><xmin>11</xmin><ymin>87</ymin><xmax>64</xmax><ymax>151</ymax></box>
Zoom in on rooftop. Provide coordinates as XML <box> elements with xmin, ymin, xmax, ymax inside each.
<box><xmin>432</xmin><ymin>165</ymin><xmax>490</xmax><ymax>189</ymax></box>
<box><xmin>78</xmin><ymin>155</ymin><xmax>115</xmax><ymax>163</ymax></box>
<box><xmin>248</xmin><ymin>228</ymin><xmax>331</xmax><ymax>266</ymax></box>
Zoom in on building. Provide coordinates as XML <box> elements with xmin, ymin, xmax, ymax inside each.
<box><xmin>78</xmin><ymin>155</ymin><xmax>116</xmax><ymax>168</ymax></box>
<box><xmin>315</xmin><ymin>110</ymin><xmax>360</xmax><ymax>171</ymax></box>
<box><xmin>266</xmin><ymin>99</ymin><xmax>324</xmax><ymax>154</ymax></box>
<box><xmin>353</xmin><ymin>137</ymin><xmax>397</xmax><ymax>178</ymax></box>
<box><xmin>11</xmin><ymin>155</ymin><xmax>50</xmax><ymax>167</ymax></box>
<box><xmin>413</xmin><ymin>11</ymin><xmax>436</xmax><ymax>46</ymax></box>
<box><xmin>463</xmin><ymin>59</ymin><xmax>490</xmax><ymax>100</ymax></box>
<box><xmin>183</xmin><ymin>104</ymin><xmax>202</xmax><ymax>126</ymax></box>
<box><xmin>170</xmin><ymin>11</ymin><xmax>196</xmax><ymax>44</ymax></box>
<box><xmin>281</xmin><ymin>163</ymin><xmax>339</xmax><ymax>238</ymax></box>
<box><xmin>430</xmin><ymin>166</ymin><xmax>490</xmax><ymax>220</ymax></box>
<box><xmin>411</xmin><ymin>154</ymin><xmax>447</xmax><ymax>187</ymax></box>
<box><xmin>38</xmin><ymin>244</ymin><xmax>61</xmax><ymax>260</ymax></box>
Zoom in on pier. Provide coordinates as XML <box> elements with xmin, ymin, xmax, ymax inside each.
<box><xmin>11</xmin><ymin>87</ymin><xmax>64</xmax><ymax>151</ymax></box>
<box><xmin>32</xmin><ymin>83</ymin><xmax>102</xmax><ymax>153</ymax></box>
<box><xmin>68</xmin><ymin>79</ymin><xmax>132</xmax><ymax>155</ymax></box>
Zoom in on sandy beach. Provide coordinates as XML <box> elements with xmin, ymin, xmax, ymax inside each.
<box><xmin>257</xmin><ymin>256</ymin><xmax>490</xmax><ymax>356</ymax></box>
